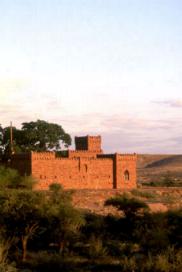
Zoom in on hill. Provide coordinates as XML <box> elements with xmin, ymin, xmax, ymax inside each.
<box><xmin>137</xmin><ymin>154</ymin><xmax>182</xmax><ymax>186</ymax></box>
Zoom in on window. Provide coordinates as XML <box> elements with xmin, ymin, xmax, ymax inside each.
<box><xmin>124</xmin><ymin>170</ymin><xmax>130</xmax><ymax>181</ymax></box>
<box><xmin>84</xmin><ymin>164</ymin><xmax>88</xmax><ymax>172</ymax></box>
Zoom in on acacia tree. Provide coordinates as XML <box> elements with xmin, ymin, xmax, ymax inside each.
<box><xmin>105</xmin><ymin>195</ymin><xmax>149</xmax><ymax>219</ymax></box>
<box><xmin>105</xmin><ymin>195</ymin><xmax>149</xmax><ymax>243</ymax></box>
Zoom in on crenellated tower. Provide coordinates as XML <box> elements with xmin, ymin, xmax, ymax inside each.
<box><xmin>75</xmin><ymin>135</ymin><xmax>102</xmax><ymax>153</ymax></box>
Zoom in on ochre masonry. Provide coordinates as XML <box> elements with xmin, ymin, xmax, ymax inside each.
<box><xmin>11</xmin><ymin>136</ymin><xmax>137</xmax><ymax>190</ymax></box>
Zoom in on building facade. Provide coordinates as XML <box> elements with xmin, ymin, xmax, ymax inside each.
<box><xmin>11</xmin><ymin>136</ymin><xmax>137</xmax><ymax>190</ymax></box>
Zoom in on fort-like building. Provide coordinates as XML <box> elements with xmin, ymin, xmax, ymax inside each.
<box><xmin>11</xmin><ymin>136</ymin><xmax>137</xmax><ymax>190</ymax></box>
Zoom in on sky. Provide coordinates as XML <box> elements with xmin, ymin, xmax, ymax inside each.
<box><xmin>0</xmin><ymin>0</ymin><xmax>182</xmax><ymax>153</ymax></box>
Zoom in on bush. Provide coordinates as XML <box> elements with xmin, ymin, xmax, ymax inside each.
<box><xmin>105</xmin><ymin>194</ymin><xmax>149</xmax><ymax>218</ymax></box>
<box><xmin>0</xmin><ymin>166</ymin><xmax>20</xmax><ymax>189</ymax></box>
<box><xmin>121</xmin><ymin>256</ymin><xmax>137</xmax><ymax>272</ymax></box>
<box><xmin>87</xmin><ymin>236</ymin><xmax>108</xmax><ymax>259</ymax></box>
<box><xmin>0</xmin><ymin>166</ymin><xmax>36</xmax><ymax>190</ymax></box>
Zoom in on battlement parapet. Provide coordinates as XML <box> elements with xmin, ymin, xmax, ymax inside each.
<box><xmin>31</xmin><ymin>151</ymin><xmax>56</xmax><ymax>160</ymax></box>
<box><xmin>118</xmin><ymin>154</ymin><xmax>137</xmax><ymax>161</ymax></box>
<box><xmin>69</xmin><ymin>150</ymin><xmax>100</xmax><ymax>153</ymax></box>
<box><xmin>97</xmin><ymin>154</ymin><xmax>115</xmax><ymax>159</ymax></box>
<box><xmin>31</xmin><ymin>151</ymin><xmax>55</xmax><ymax>156</ymax></box>
<box><xmin>68</xmin><ymin>150</ymin><xmax>102</xmax><ymax>159</ymax></box>
<box><xmin>75</xmin><ymin>135</ymin><xmax>101</xmax><ymax>139</ymax></box>
<box><xmin>86</xmin><ymin>135</ymin><xmax>101</xmax><ymax>139</ymax></box>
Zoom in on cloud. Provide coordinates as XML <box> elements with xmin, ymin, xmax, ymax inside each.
<box><xmin>1</xmin><ymin>102</ymin><xmax>182</xmax><ymax>153</ymax></box>
<box><xmin>153</xmin><ymin>99</ymin><xmax>182</xmax><ymax>108</ymax></box>
<box><xmin>52</xmin><ymin>113</ymin><xmax>182</xmax><ymax>154</ymax></box>
<box><xmin>53</xmin><ymin>112</ymin><xmax>178</xmax><ymax>134</ymax></box>
<box><xmin>0</xmin><ymin>91</ymin><xmax>65</xmax><ymax>127</ymax></box>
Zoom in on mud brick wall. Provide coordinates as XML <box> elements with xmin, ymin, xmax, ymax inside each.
<box><xmin>114</xmin><ymin>154</ymin><xmax>137</xmax><ymax>189</ymax></box>
<box><xmin>32</xmin><ymin>153</ymin><xmax>136</xmax><ymax>190</ymax></box>
<box><xmin>10</xmin><ymin>136</ymin><xmax>137</xmax><ymax>190</ymax></box>
<box><xmin>31</xmin><ymin>152</ymin><xmax>114</xmax><ymax>190</ymax></box>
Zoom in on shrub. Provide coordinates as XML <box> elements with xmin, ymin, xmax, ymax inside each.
<box><xmin>121</xmin><ymin>256</ymin><xmax>137</xmax><ymax>272</ymax></box>
<box><xmin>105</xmin><ymin>195</ymin><xmax>149</xmax><ymax>218</ymax></box>
<box><xmin>0</xmin><ymin>166</ymin><xmax>36</xmax><ymax>190</ymax></box>
<box><xmin>87</xmin><ymin>236</ymin><xmax>108</xmax><ymax>259</ymax></box>
<box><xmin>0</xmin><ymin>166</ymin><xmax>20</xmax><ymax>189</ymax></box>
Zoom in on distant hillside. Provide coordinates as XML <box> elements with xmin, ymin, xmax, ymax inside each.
<box><xmin>137</xmin><ymin>154</ymin><xmax>182</xmax><ymax>186</ymax></box>
<box><xmin>137</xmin><ymin>154</ymin><xmax>178</xmax><ymax>168</ymax></box>
<box><xmin>138</xmin><ymin>154</ymin><xmax>182</xmax><ymax>169</ymax></box>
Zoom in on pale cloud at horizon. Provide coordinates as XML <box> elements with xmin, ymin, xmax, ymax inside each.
<box><xmin>1</xmin><ymin>98</ymin><xmax>182</xmax><ymax>153</ymax></box>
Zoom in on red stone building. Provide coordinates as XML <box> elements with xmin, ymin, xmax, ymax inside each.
<box><xmin>11</xmin><ymin>136</ymin><xmax>137</xmax><ymax>190</ymax></box>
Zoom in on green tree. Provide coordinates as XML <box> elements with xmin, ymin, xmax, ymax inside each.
<box><xmin>44</xmin><ymin>184</ymin><xmax>85</xmax><ymax>255</ymax></box>
<box><xmin>20</xmin><ymin>120</ymin><xmax>71</xmax><ymax>151</ymax></box>
<box><xmin>0</xmin><ymin>120</ymin><xmax>71</xmax><ymax>161</ymax></box>
<box><xmin>0</xmin><ymin>190</ymin><xmax>44</xmax><ymax>261</ymax></box>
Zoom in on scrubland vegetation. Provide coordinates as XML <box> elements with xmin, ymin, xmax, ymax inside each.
<box><xmin>0</xmin><ymin>166</ymin><xmax>181</xmax><ymax>272</ymax></box>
